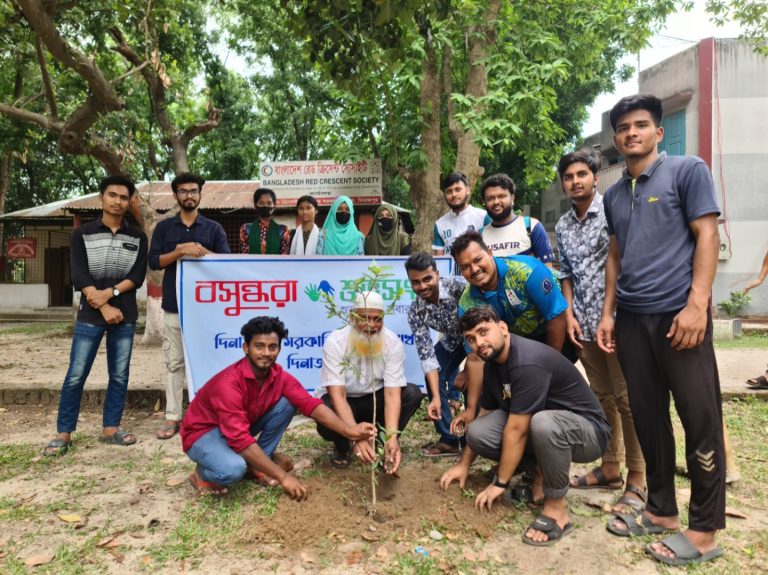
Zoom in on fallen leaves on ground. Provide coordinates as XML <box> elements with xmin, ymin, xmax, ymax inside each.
<box><xmin>24</xmin><ymin>553</ymin><xmax>54</xmax><ymax>566</ymax></box>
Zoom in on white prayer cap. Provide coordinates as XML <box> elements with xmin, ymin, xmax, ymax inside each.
<box><xmin>353</xmin><ymin>291</ymin><xmax>385</xmax><ymax>312</ymax></box>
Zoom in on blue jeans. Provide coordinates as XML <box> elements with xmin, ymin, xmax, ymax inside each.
<box><xmin>57</xmin><ymin>321</ymin><xmax>135</xmax><ymax>433</ymax></box>
<box><xmin>187</xmin><ymin>397</ymin><xmax>295</xmax><ymax>485</ymax></box>
<box><xmin>426</xmin><ymin>342</ymin><xmax>466</xmax><ymax>446</ymax></box>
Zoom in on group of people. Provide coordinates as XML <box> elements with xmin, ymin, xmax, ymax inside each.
<box><xmin>43</xmin><ymin>94</ymin><xmax>731</xmax><ymax>565</ymax></box>
<box><xmin>240</xmin><ymin>191</ymin><xmax>412</xmax><ymax>257</ymax></box>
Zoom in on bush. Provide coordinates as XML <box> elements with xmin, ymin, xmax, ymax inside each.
<box><xmin>717</xmin><ymin>291</ymin><xmax>751</xmax><ymax>318</ymax></box>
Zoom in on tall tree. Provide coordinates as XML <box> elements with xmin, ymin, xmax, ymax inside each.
<box><xmin>277</xmin><ymin>0</ymin><xmax>677</xmax><ymax>249</ymax></box>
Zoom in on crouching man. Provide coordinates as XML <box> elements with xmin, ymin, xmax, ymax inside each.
<box><xmin>317</xmin><ymin>291</ymin><xmax>424</xmax><ymax>473</ymax></box>
<box><xmin>440</xmin><ymin>307</ymin><xmax>610</xmax><ymax>546</ymax></box>
<box><xmin>180</xmin><ymin>316</ymin><xmax>375</xmax><ymax>498</ymax></box>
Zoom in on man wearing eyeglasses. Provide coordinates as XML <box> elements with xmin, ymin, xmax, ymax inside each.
<box><xmin>149</xmin><ymin>172</ymin><xmax>230</xmax><ymax>440</ymax></box>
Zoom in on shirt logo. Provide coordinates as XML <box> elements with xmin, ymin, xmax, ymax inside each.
<box><xmin>542</xmin><ymin>278</ymin><xmax>553</xmax><ymax>294</ymax></box>
<box><xmin>648</xmin><ymin>196</ymin><xmax>659</xmax><ymax>203</ymax></box>
<box><xmin>505</xmin><ymin>288</ymin><xmax>522</xmax><ymax>306</ymax></box>
<box><xmin>502</xmin><ymin>383</ymin><xmax>511</xmax><ymax>400</ymax></box>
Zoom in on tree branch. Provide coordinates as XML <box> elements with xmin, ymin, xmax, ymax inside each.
<box><xmin>34</xmin><ymin>35</ymin><xmax>57</xmax><ymax>119</ymax></box>
<box><xmin>0</xmin><ymin>102</ymin><xmax>63</xmax><ymax>131</ymax></box>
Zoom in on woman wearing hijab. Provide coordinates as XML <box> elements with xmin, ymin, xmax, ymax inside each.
<box><xmin>317</xmin><ymin>195</ymin><xmax>365</xmax><ymax>255</ymax></box>
<box><xmin>364</xmin><ymin>203</ymin><xmax>412</xmax><ymax>256</ymax></box>
<box><xmin>290</xmin><ymin>195</ymin><xmax>320</xmax><ymax>255</ymax></box>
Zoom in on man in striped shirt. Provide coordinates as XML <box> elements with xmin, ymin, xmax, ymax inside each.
<box><xmin>44</xmin><ymin>174</ymin><xmax>148</xmax><ymax>456</ymax></box>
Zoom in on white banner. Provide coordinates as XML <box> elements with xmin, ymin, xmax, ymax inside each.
<box><xmin>258</xmin><ymin>159</ymin><xmax>382</xmax><ymax>206</ymax></box>
<box><xmin>177</xmin><ymin>255</ymin><xmax>454</xmax><ymax>397</ymax></box>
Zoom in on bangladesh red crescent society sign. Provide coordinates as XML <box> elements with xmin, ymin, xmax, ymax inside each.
<box><xmin>6</xmin><ymin>238</ymin><xmax>36</xmax><ymax>259</ymax></box>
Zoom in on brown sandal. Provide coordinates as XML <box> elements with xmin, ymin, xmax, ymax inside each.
<box><xmin>570</xmin><ymin>467</ymin><xmax>624</xmax><ymax>489</ymax></box>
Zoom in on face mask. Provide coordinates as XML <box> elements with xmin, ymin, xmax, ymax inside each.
<box><xmin>377</xmin><ymin>218</ymin><xmax>394</xmax><ymax>232</ymax></box>
<box><xmin>336</xmin><ymin>212</ymin><xmax>351</xmax><ymax>225</ymax></box>
<box><xmin>257</xmin><ymin>206</ymin><xmax>273</xmax><ymax>218</ymax></box>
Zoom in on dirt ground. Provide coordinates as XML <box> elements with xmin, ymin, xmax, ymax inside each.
<box><xmin>1</xmin><ymin>326</ymin><xmax>768</xmax><ymax>573</ymax></box>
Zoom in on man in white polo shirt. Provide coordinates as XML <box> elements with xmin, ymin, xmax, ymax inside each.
<box><xmin>432</xmin><ymin>172</ymin><xmax>488</xmax><ymax>257</ymax></box>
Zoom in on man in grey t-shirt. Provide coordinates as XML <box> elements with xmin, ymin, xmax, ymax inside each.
<box><xmin>597</xmin><ymin>94</ymin><xmax>724</xmax><ymax>566</ymax></box>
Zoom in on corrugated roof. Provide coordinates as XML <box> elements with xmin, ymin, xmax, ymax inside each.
<box><xmin>0</xmin><ymin>195</ymin><xmax>85</xmax><ymax>220</ymax></box>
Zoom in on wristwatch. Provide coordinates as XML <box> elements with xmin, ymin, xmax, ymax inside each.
<box><xmin>111</xmin><ymin>287</ymin><xmax>121</xmax><ymax>298</ymax></box>
<box><xmin>493</xmin><ymin>478</ymin><xmax>510</xmax><ymax>489</ymax></box>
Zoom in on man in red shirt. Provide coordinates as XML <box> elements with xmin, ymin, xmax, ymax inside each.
<box><xmin>181</xmin><ymin>316</ymin><xmax>375</xmax><ymax>498</ymax></box>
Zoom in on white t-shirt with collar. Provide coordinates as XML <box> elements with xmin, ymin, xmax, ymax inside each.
<box><xmin>432</xmin><ymin>205</ymin><xmax>488</xmax><ymax>254</ymax></box>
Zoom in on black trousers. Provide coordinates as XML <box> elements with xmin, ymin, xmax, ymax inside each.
<box><xmin>316</xmin><ymin>383</ymin><xmax>424</xmax><ymax>453</ymax></box>
<box><xmin>615</xmin><ymin>308</ymin><xmax>725</xmax><ymax>532</ymax></box>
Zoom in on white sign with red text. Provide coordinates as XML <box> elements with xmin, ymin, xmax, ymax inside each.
<box><xmin>259</xmin><ymin>159</ymin><xmax>382</xmax><ymax>206</ymax></box>
<box><xmin>177</xmin><ymin>255</ymin><xmax>453</xmax><ymax>398</ymax></box>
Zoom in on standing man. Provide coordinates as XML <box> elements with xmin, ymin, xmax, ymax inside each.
<box><xmin>44</xmin><ymin>175</ymin><xmax>148</xmax><ymax>455</ymax></box>
<box><xmin>316</xmin><ymin>291</ymin><xmax>424</xmax><ymax>473</ymax></box>
<box><xmin>440</xmin><ymin>307</ymin><xmax>610</xmax><ymax>546</ymax></box>
<box><xmin>480</xmin><ymin>173</ymin><xmax>555</xmax><ymax>266</ymax></box>
<box><xmin>450</xmin><ymin>230</ymin><xmax>570</xmax><ymax>436</ymax></box>
<box><xmin>432</xmin><ymin>172</ymin><xmax>488</xmax><ymax>257</ymax></box>
<box><xmin>555</xmin><ymin>151</ymin><xmax>646</xmax><ymax>513</ymax></box>
<box><xmin>181</xmin><ymin>316</ymin><xmax>375</xmax><ymax>497</ymax></box>
<box><xmin>405</xmin><ymin>252</ymin><xmax>466</xmax><ymax>457</ymax></box>
<box><xmin>239</xmin><ymin>188</ymin><xmax>290</xmax><ymax>255</ymax></box>
<box><xmin>149</xmin><ymin>172</ymin><xmax>230</xmax><ymax>440</ymax></box>
<box><xmin>597</xmin><ymin>94</ymin><xmax>724</xmax><ymax>566</ymax></box>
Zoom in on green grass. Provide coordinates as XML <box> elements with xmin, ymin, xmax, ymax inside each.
<box><xmin>0</xmin><ymin>322</ymin><xmax>71</xmax><ymax>336</ymax></box>
<box><xmin>714</xmin><ymin>331</ymin><xmax>768</xmax><ymax>349</ymax></box>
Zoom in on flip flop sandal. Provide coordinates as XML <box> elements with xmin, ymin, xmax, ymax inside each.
<box><xmin>506</xmin><ymin>485</ymin><xmax>543</xmax><ymax>505</ymax></box>
<box><xmin>606</xmin><ymin>511</ymin><xmax>676</xmax><ymax>537</ymax></box>
<box><xmin>522</xmin><ymin>514</ymin><xmax>574</xmax><ymax>546</ymax></box>
<box><xmin>746</xmin><ymin>375</ymin><xmax>768</xmax><ymax>389</ymax></box>
<box><xmin>330</xmin><ymin>449</ymin><xmax>351</xmax><ymax>469</ymax></box>
<box><xmin>646</xmin><ymin>532</ymin><xmax>723</xmax><ymax>566</ymax></box>
<box><xmin>571</xmin><ymin>466</ymin><xmax>624</xmax><ymax>490</ymax></box>
<box><xmin>155</xmin><ymin>421</ymin><xmax>180</xmax><ymax>440</ymax></box>
<box><xmin>612</xmin><ymin>484</ymin><xmax>647</xmax><ymax>513</ymax></box>
<box><xmin>421</xmin><ymin>442</ymin><xmax>460</xmax><ymax>457</ymax></box>
<box><xmin>43</xmin><ymin>438</ymin><xmax>71</xmax><ymax>457</ymax></box>
<box><xmin>188</xmin><ymin>474</ymin><xmax>228</xmax><ymax>497</ymax></box>
<box><xmin>99</xmin><ymin>430</ymin><xmax>137</xmax><ymax>446</ymax></box>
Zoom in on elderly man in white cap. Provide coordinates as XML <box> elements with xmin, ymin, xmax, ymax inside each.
<box><xmin>316</xmin><ymin>291</ymin><xmax>424</xmax><ymax>474</ymax></box>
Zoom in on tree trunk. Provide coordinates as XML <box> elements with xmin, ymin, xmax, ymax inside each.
<box><xmin>451</xmin><ymin>0</ymin><xmax>500</xmax><ymax>191</ymax></box>
<box><xmin>405</xmin><ymin>32</ymin><xmax>444</xmax><ymax>252</ymax></box>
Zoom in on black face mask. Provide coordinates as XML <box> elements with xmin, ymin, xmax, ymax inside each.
<box><xmin>257</xmin><ymin>206</ymin><xmax>273</xmax><ymax>218</ymax></box>
<box><xmin>336</xmin><ymin>212</ymin><xmax>351</xmax><ymax>225</ymax></box>
<box><xmin>488</xmin><ymin>204</ymin><xmax>513</xmax><ymax>222</ymax></box>
<box><xmin>377</xmin><ymin>218</ymin><xmax>394</xmax><ymax>232</ymax></box>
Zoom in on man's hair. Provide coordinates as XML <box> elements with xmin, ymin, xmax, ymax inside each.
<box><xmin>171</xmin><ymin>172</ymin><xmax>205</xmax><ymax>194</ymax></box>
<box><xmin>479</xmin><ymin>173</ymin><xmax>515</xmax><ymax>200</ymax></box>
<box><xmin>440</xmin><ymin>172</ymin><xmax>467</xmax><ymax>191</ymax></box>
<box><xmin>404</xmin><ymin>251</ymin><xmax>437</xmax><ymax>273</ymax></box>
<box><xmin>450</xmin><ymin>230</ymin><xmax>488</xmax><ymax>259</ymax></box>
<box><xmin>609</xmin><ymin>94</ymin><xmax>663</xmax><ymax>131</ymax></box>
<box><xmin>99</xmin><ymin>174</ymin><xmax>136</xmax><ymax>197</ymax></box>
<box><xmin>458</xmin><ymin>306</ymin><xmax>500</xmax><ymax>333</ymax></box>
<box><xmin>558</xmin><ymin>149</ymin><xmax>600</xmax><ymax>178</ymax></box>
<box><xmin>296</xmin><ymin>195</ymin><xmax>318</xmax><ymax>209</ymax></box>
<box><xmin>240</xmin><ymin>316</ymin><xmax>288</xmax><ymax>345</ymax></box>
<box><xmin>253</xmin><ymin>187</ymin><xmax>277</xmax><ymax>206</ymax></box>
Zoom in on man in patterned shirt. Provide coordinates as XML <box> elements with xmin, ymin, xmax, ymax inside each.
<box><xmin>555</xmin><ymin>150</ymin><xmax>646</xmax><ymax>514</ymax></box>
<box><xmin>450</xmin><ymin>230</ymin><xmax>569</xmax><ymax>435</ymax></box>
<box><xmin>44</xmin><ymin>175</ymin><xmax>148</xmax><ymax>456</ymax></box>
<box><xmin>405</xmin><ymin>252</ymin><xmax>467</xmax><ymax>457</ymax></box>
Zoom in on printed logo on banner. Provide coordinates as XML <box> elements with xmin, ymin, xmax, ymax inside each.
<box><xmin>179</xmin><ymin>256</ymin><xmax>452</xmax><ymax>398</ymax></box>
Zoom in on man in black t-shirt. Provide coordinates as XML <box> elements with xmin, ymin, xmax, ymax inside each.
<box><xmin>440</xmin><ymin>307</ymin><xmax>610</xmax><ymax>546</ymax></box>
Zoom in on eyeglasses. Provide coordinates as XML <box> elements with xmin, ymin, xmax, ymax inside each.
<box><xmin>177</xmin><ymin>189</ymin><xmax>200</xmax><ymax>197</ymax></box>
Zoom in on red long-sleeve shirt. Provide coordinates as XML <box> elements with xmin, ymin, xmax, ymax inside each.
<box><xmin>180</xmin><ymin>358</ymin><xmax>322</xmax><ymax>453</ymax></box>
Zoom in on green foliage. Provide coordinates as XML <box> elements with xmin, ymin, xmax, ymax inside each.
<box><xmin>717</xmin><ymin>290</ymin><xmax>751</xmax><ymax>317</ymax></box>
<box><xmin>706</xmin><ymin>0</ymin><xmax>768</xmax><ymax>55</ymax></box>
